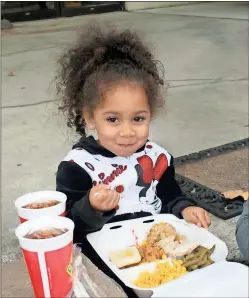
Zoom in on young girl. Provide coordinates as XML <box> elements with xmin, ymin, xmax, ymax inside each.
<box><xmin>55</xmin><ymin>24</ymin><xmax>210</xmax><ymax>295</ymax></box>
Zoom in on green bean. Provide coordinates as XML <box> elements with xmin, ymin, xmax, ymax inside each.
<box><xmin>195</xmin><ymin>248</ymin><xmax>209</xmax><ymax>260</ymax></box>
<box><xmin>192</xmin><ymin>246</ymin><xmax>201</xmax><ymax>253</ymax></box>
<box><xmin>184</xmin><ymin>253</ymin><xmax>196</xmax><ymax>260</ymax></box>
<box><xmin>193</xmin><ymin>246</ymin><xmax>203</xmax><ymax>253</ymax></box>
<box><xmin>194</xmin><ymin>255</ymin><xmax>208</xmax><ymax>267</ymax></box>
<box><xmin>199</xmin><ymin>260</ymin><xmax>211</xmax><ymax>268</ymax></box>
<box><xmin>184</xmin><ymin>245</ymin><xmax>214</xmax><ymax>268</ymax></box>
<box><xmin>182</xmin><ymin>252</ymin><xmax>195</xmax><ymax>262</ymax></box>
<box><xmin>207</xmin><ymin>255</ymin><xmax>214</xmax><ymax>264</ymax></box>
<box><xmin>183</xmin><ymin>253</ymin><xmax>206</xmax><ymax>267</ymax></box>
<box><xmin>208</xmin><ymin>245</ymin><xmax>216</xmax><ymax>255</ymax></box>
<box><xmin>190</xmin><ymin>251</ymin><xmax>201</xmax><ymax>259</ymax></box>
<box><xmin>187</xmin><ymin>264</ymin><xmax>198</xmax><ymax>271</ymax></box>
<box><xmin>197</xmin><ymin>246</ymin><xmax>208</xmax><ymax>254</ymax></box>
<box><xmin>183</xmin><ymin>257</ymin><xmax>200</xmax><ymax>267</ymax></box>
<box><xmin>183</xmin><ymin>247</ymin><xmax>209</xmax><ymax>266</ymax></box>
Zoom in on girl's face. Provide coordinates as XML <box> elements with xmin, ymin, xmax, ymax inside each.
<box><xmin>84</xmin><ymin>83</ymin><xmax>151</xmax><ymax>157</ymax></box>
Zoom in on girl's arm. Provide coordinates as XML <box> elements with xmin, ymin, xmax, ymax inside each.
<box><xmin>156</xmin><ymin>156</ymin><xmax>196</xmax><ymax>217</ymax></box>
<box><xmin>56</xmin><ymin>161</ymin><xmax>115</xmax><ymax>235</ymax></box>
<box><xmin>236</xmin><ymin>200</ymin><xmax>249</xmax><ymax>259</ymax></box>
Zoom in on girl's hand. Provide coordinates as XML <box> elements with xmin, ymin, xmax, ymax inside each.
<box><xmin>89</xmin><ymin>184</ymin><xmax>120</xmax><ymax>212</ymax></box>
<box><xmin>181</xmin><ymin>206</ymin><xmax>210</xmax><ymax>229</ymax></box>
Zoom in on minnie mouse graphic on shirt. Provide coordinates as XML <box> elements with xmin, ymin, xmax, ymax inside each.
<box><xmin>63</xmin><ymin>141</ymin><xmax>170</xmax><ymax>215</ymax></box>
<box><xmin>135</xmin><ymin>152</ymin><xmax>168</xmax><ymax>211</ymax></box>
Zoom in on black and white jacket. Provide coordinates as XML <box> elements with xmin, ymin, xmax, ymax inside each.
<box><xmin>56</xmin><ymin>136</ymin><xmax>196</xmax><ymax>244</ymax></box>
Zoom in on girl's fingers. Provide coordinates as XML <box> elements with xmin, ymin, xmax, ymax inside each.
<box><xmin>183</xmin><ymin>207</ymin><xmax>210</xmax><ymax>229</ymax></box>
<box><xmin>104</xmin><ymin>190</ymin><xmax>114</xmax><ymax>204</ymax></box>
<box><xmin>185</xmin><ymin>213</ymin><xmax>199</xmax><ymax>225</ymax></box>
<box><xmin>95</xmin><ymin>184</ymin><xmax>110</xmax><ymax>191</ymax></box>
<box><xmin>92</xmin><ymin>185</ymin><xmax>109</xmax><ymax>198</ymax></box>
<box><xmin>205</xmin><ymin>211</ymin><xmax>211</xmax><ymax>225</ymax></box>
<box><xmin>105</xmin><ymin>190</ymin><xmax>119</xmax><ymax>209</ymax></box>
<box><xmin>111</xmin><ymin>192</ymin><xmax>120</xmax><ymax>208</ymax></box>
<box><xmin>114</xmin><ymin>192</ymin><xmax>120</xmax><ymax>205</ymax></box>
<box><xmin>196</xmin><ymin>212</ymin><xmax>209</xmax><ymax>230</ymax></box>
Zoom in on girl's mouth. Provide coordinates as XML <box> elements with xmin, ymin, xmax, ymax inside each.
<box><xmin>118</xmin><ymin>144</ymin><xmax>134</xmax><ymax>148</ymax></box>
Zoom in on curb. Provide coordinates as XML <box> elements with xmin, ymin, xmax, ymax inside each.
<box><xmin>175</xmin><ymin>138</ymin><xmax>248</xmax><ymax>166</ymax></box>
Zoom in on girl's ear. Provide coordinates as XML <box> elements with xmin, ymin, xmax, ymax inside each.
<box><xmin>83</xmin><ymin>108</ymin><xmax>95</xmax><ymax>130</ymax></box>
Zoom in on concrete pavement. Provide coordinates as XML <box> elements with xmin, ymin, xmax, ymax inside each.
<box><xmin>141</xmin><ymin>2</ymin><xmax>249</xmax><ymax>19</ymax></box>
<box><xmin>1</xmin><ymin>0</ymin><xmax>248</xmax><ymax>282</ymax></box>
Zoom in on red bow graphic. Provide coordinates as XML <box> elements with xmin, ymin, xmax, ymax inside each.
<box><xmin>137</xmin><ymin>153</ymin><xmax>168</xmax><ymax>184</ymax></box>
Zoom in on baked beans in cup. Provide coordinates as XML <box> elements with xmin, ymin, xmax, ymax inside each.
<box><xmin>14</xmin><ymin>191</ymin><xmax>67</xmax><ymax>223</ymax></box>
<box><xmin>15</xmin><ymin>216</ymin><xmax>74</xmax><ymax>298</ymax></box>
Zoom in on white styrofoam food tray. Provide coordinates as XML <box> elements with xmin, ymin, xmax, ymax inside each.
<box><xmin>87</xmin><ymin>214</ymin><xmax>248</xmax><ymax>297</ymax></box>
<box><xmin>153</xmin><ymin>261</ymin><xmax>248</xmax><ymax>298</ymax></box>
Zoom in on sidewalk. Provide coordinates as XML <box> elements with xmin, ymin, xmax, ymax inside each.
<box><xmin>2</xmin><ymin>2</ymin><xmax>248</xmax><ymax>297</ymax></box>
<box><xmin>2</xmin><ymin>260</ymin><xmax>33</xmax><ymax>297</ymax></box>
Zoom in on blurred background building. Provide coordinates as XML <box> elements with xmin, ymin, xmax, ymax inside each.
<box><xmin>1</xmin><ymin>1</ymin><xmax>125</xmax><ymax>22</ymax></box>
<box><xmin>1</xmin><ymin>1</ymin><xmax>191</xmax><ymax>23</ymax></box>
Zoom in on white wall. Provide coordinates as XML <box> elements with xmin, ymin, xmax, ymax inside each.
<box><xmin>125</xmin><ymin>1</ymin><xmax>194</xmax><ymax>11</ymax></box>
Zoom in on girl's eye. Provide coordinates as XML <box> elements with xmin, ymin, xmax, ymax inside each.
<box><xmin>134</xmin><ymin>116</ymin><xmax>145</xmax><ymax>122</ymax></box>
<box><xmin>107</xmin><ymin>117</ymin><xmax>119</xmax><ymax>123</ymax></box>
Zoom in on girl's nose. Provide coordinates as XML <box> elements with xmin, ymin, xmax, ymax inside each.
<box><xmin>120</xmin><ymin>123</ymin><xmax>135</xmax><ymax>137</ymax></box>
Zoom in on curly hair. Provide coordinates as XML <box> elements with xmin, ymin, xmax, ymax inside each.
<box><xmin>55</xmin><ymin>22</ymin><xmax>165</xmax><ymax>137</ymax></box>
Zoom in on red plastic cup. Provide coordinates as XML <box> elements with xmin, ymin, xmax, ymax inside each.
<box><xmin>15</xmin><ymin>191</ymin><xmax>67</xmax><ymax>223</ymax></box>
<box><xmin>15</xmin><ymin>216</ymin><xmax>74</xmax><ymax>298</ymax></box>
